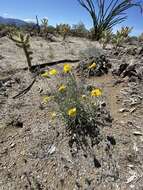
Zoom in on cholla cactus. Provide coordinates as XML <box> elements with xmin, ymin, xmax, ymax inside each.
<box><xmin>112</xmin><ymin>26</ymin><xmax>132</xmax><ymax>49</ymax></box>
<box><xmin>100</xmin><ymin>30</ymin><xmax>113</xmax><ymax>49</ymax></box>
<box><xmin>120</xmin><ymin>26</ymin><xmax>133</xmax><ymax>38</ymax></box>
<box><xmin>57</xmin><ymin>24</ymin><xmax>70</xmax><ymax>41</ymax></box>
<box><xmin>9</xmin><ymin>32</ymin><xmax>33</xmax><ymax>70</ymax></box>
<box><xmin>41</xmin><ymin>18</ymin><xmax>48</xmax><ymax>37</ymax></box>
<box><xmin>112</xmin><ymin>30</ymin><xmax>124</xmax><ymax>49</ymax></box>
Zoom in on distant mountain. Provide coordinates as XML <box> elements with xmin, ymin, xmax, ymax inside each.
<box><xmin>0</xmin><ymin>16</ymin><xmax>27</xmax><ymax>26</ymax></box>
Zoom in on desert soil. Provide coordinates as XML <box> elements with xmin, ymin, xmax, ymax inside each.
<box><xmin>0</xmin><ymin>36</ymin><xmax>143</xmax><ymax>190</ymax></box>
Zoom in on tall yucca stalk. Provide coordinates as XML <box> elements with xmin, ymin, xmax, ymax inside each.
<box><xmin>77</xmin><ymin>0</ymin><xmax>142</xmax><ymax>40</ymax></box>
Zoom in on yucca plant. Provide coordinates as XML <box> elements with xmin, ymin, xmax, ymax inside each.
<box><xmin>77</xmin><ymin>0</ymin><xmax>142</xmax><ymax>40</ymax></box>
<box><xmin>9</xmin><ymin>32</ymin><xmax>33</xmax><ymax>70</ymax></box>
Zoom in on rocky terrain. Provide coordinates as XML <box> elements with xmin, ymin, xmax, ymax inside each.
<box><xmin>0</xmin><ymin>36</ymin><xmax>143</xmax><ymax>190</ymax></box>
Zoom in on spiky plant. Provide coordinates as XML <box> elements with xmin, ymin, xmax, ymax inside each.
<box><xmin>77</xmin><ymin>0</ymin><xmax>142</xmax><ymax>40</ymax></box>
<box><xmin>41</xmin><ymin>18</ymin><xmax>48</xmax><ymax>37</ymax></box>
<box><xmin>56</xmin><ymin>24</ymin><xmax>71</xmax><ymax>41</ymax></box>
<box><xmin>112</xmin><ymin>30</ymin><xmax>125</xmax><ymax>49</ymax></box>
<box><xmin>120</xmin><ymin>26</ymin><xmax>133</xmax><ymax>38</ymax></box>
<box><xmin>100</xmin><ymin>30</ymin><xmax>113</xmax><ymax>49</ymax></box>
<box><xmin>9</xmin><ymin>32</ymin><xmax>33</xmax><ymax>70</ymax></box>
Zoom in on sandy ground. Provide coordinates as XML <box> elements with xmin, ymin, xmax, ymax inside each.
<box><xmin>0</xmin><ymin>36</ymin><xmax>143</xmax><ymax>190</ymax></box>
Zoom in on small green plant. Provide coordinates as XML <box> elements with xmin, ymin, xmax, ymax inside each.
<box><xmin>100</xmin><ymin>30</ymin><xmax>113</xmax><ymax>49</ymax></box>
<box><xmin>9</xmin><ymin>32</ymin><xmax>33</xmax><ymax>70</ymax></box>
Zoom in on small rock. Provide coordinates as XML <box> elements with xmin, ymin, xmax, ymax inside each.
<box><xmin>133</xmin><ymin>131</ymin><xmax>142</xmax><ymax>136</ymax></box>
<box><xmin>10</xmin><ymin>143</ymin><xmax>16</xmax><ymax>148</ymax></box>
<box><xmin>119</xmin><ymin>108</ymin><xmax>129</xmax><ymax>113</ymax></box>
<box><xmin>107</xmin><ymin>136</ymin><xmax>116</xmax><ymax>145</ymax></box>
<box><xmin>48</xmin><ymin>145</ymin><xmax>56</xmax><ymax>155</ymax></box>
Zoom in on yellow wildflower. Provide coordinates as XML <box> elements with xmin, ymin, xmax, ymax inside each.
<box><xmin>88</xmin><ymin>62</ymin><xmax>96</xmax><ymax>69</ymax></box>
<box><xmin>58</xmin><ymin>84</ymin><xmax>66</xmax><ymax>92</ymax></box>
<box><xmin>42</xmin><ymin>96</ymin><xmax>51</xmax><ymax>103</ymax></box>
<box><xmin>41</xmin><ymin>71</ymin><xmax>49</xmax><ymax>78</ymax></box>
<box><xmin>91</xmin><ymin>88</ymin><xmax>102</xmax><ymax>97</ymax></box>
<box><xmin>51</xmin><ymin>112</ymin><xmax>57</xmax><ymax>118</ymax></box>
<box><xmin>49</xmin><ymin>69</ymin><xmax>58</xmax><ymax>76</ymax></box>
<box><xmin>63</xmin><ymin>64</ymin><xmax>72</xmax><ymax>73</ymax></box>
<box><xmin>68</xmin><ymin>108</ymin><xmax>77</xmax><ymax>117</ymax></box>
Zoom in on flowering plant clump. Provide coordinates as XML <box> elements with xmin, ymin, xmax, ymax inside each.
<box><xmin>42</xmin><ymin>63</ymin><xmax>105</xmax><ymax>149</ymax></box>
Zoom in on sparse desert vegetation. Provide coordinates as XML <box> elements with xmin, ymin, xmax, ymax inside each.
<box><xmin>0</xmin><ymin>1</ymin><xmax>143</xmax><ymax>190</ymax></box>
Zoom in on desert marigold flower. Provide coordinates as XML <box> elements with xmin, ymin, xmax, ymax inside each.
<box><xmin>41</xmin><ymin>71</ymin><xmax>49</xmax><ymax>78</ymax></box>
<box><xmin>42</xmin><ymin>96</ymin><xmax>51</xmax><ymax>103</ymax></box>
<box><xmin>58</xmin><ymin>84</ymin><xmax>66</xmax><ymax>92</ymax></box>
<box><xmin>51</xmin><ymin>112</ymin><xmax>57</xmax><ymax>118</ymax></box>
<box><xmin>91</xmin><ymin>88</ymin><xmax>102</xmax><ymax>97</ymax></box>
<box><xmin>88</xmin><ymin>62</ymin><xmax>96</xmax><ymax>69</ymax></box>
<box><xmin>49</xmin><ymin>69</ymin><xmax>58</xmax><ymax>76</ymax></box>
<box><xmin>63</xmin><ymin>64</ymin><xmax>72</xmax><ymax>73</ymax></box>
<box><xmin>68</xmin><ymin>107</ymin><xmax>77</xmax><ymax>117</ymax></box>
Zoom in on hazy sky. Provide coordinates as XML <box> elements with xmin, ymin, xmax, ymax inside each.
<box><xmin>0</xmin><ymin>0</ymin><xmax>143</xmax><ymax>35</ymax></box>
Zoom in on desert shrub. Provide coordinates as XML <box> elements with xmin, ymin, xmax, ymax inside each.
<box><xmin>71</xmin><ymin>22</ymin><xmax>88</xmax><ymax>37</ymax></box>
<box><xmin>56</xmin><ymin>23</ymin><xmax>71</xmax><ymax>40</ymax></box>
<box><xmin>138</xmin><ymin>33</ymin><xmax>143</xmax><ymax>42</ymax></box>
<box><xmin>41</xmin><ymin>64</ymin><xmax>104</xmax><ymax>146</ymax></box>
<box><xmin>9</xmin><ymin>32</ymin><xmax>33</xmax><ymax>70</ymax></box>
<box><xmin>77</xmin><ymin>55</ymin><xmax>111</xmax><ymax>77</ymax></box>
<box><xmin>47</xmin><ymin>25</ymin><xmax>56</xmax><ymax>34</ymax></box>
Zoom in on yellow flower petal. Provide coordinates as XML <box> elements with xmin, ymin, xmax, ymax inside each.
<box><xmin>68</xmin><ymin>107</ymin><xmax>77</xmax><ymax>117</ymax></box>
<box><xmin>42</xmin><ymin>96</ymin><xmax>51</xmax><ymax>103</ymax></box>
<box><xmin>63</xmin><ymin>64</ymin><xmax>72</xmax><ymax>73</ymax></box>
<box><xmin>49</xmin><ymin>69</ymin><xmax>58</xmax><ymax>76</ymax></box>
<box><xmin>91</xmin><ymin>88</ymin><xmax>102</xmax><ymax>97</ymax></box>
<box><xmin>88</xmin><ymin>62</ymin><xmax>96</xmax><ymax>69</ymax></box>
<box><xmin>58</xmin><ymin>84</ymin><xmax>66</xmax><ymax>92</ymax></box>
<box><xmin>51</xmin><ymin>112</ymin><xmax>57</xmax><ymax>118</ymax></box>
